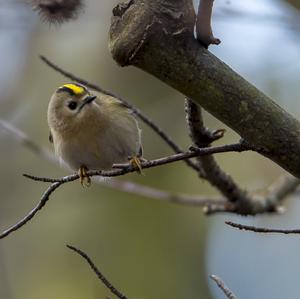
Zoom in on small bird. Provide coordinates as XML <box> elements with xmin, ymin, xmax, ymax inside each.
<box><xmin>47</xmin><ymin>83</ymin><xmax>143</xmax><ymax>186</ymax></box>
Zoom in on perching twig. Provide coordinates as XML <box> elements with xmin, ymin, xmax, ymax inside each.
<box><xmin>0</xmin><ymin>119</ymin><xmax>217</xmax><ymax>206</ymax></box>
<box><xmin>196</xmin><ymin>0</ymin><xmax>221</xmax><ymax>47</ymax></box>
<box><xmin>210</xmin><ymin>275</ymin><xmax>237</xmax><ymax>299</ymax></box>
<box><xmin>67</xmin><ymin>245</ymin><xmax>128</xmax><ymax>299</ymax></box>
<box><xmin>23</xmin><ymin>142</ymin><xmax>248</xmax><ymax>183</ymax></box>
<box><xmin>226</xmin><ymin>221</ymin><xmax>300</xmax><ymax>234</ymax></box>
<box><xmin>40</xmin><ymin>55</ymin><xmax>201</xmax><ymax>174</ymax></box>
<box><xmin>0</xmin><ymin>142</ymin><xmax>248</xmax><ymax>239</ymax></box>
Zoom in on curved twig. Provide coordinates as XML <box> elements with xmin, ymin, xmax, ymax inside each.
<box><xmin>67</xmin><ymin>245</ymin><xmax>128</xmax><ymax>299</ymax></box>
<box><xmin>0</xmin><ymin>182</ymin><xmax>62</xmax><ymax>239</ymax></box>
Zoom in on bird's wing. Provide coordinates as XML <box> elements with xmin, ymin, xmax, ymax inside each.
<box><xmin>103</xmin><ymin>95</ymin><xmax>129</xmax><ymax>109</ymax></box>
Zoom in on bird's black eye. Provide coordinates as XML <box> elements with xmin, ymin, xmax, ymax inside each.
<box><xmin>68</xmin><ymin>101</ymin><xmax>77</xmax><ymax>110</ymax></box>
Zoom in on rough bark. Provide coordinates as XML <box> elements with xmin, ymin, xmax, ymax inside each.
<box><xmin>109</xmin><ymin>0</ymin><xmax>300</xmax><ymax>178</ymax></box>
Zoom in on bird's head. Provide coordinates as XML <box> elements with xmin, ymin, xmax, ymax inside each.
<box><xmin>47</xmin><ymin>83</ymin><xmax>98</xmax><ymax>133</ymax></box>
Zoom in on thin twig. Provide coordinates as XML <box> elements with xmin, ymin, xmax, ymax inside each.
<box><xmin>0</xmin><ymin>119</ymin><xmax>216</xmax><ymax>206</ymax></box>
<box><xmin>40</xmin><ymin>55</ymin><xmax>201</xmax><ymax>173</ymax></box>
<box><xmin>210</xmin><ymin>275</ymin><xmax>237</xmax><ymax>299</ymax></box>
<box><xmin>226</xmin><ymin>221</ymin><xmax>300</xmax><ymax>234</ymax></box>
<box><xmin>24</xmin><ymin>142</ymin><xmax>249</xmax><ymax>184</ymax></box>
<box><xmin>67</xmin><ymin>245</ymin><xmax>128</xmax><ymax>299</ymax></box>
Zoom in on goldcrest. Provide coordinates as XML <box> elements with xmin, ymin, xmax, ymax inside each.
<box><xmin>47</xmin><ymin>83</ymin><xmax>142</xmax><ymax>185</ymax></box>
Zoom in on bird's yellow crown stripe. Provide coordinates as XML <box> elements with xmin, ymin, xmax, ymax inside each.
<box><xmin>62</xmin><ymin>83</ymin><xmax>85</xmax><ymax>95</ymax></box>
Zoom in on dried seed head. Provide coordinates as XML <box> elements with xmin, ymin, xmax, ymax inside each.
<box><xmin>31</xmin><ymin>0</ymin><xmax>83</xmax><ymax>24</ymax></box>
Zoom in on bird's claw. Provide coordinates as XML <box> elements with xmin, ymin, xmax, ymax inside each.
<box><xmin>79</xmin><ymin>166</ymin><xmax>91</xmax><ymax>187</ymax></box>
<box><xmin>128</xmin><ymin>156</ymin><xmax>144</xmax><ymax>175</ymax></box>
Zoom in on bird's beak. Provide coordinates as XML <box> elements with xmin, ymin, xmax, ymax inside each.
<box><xmin>78</xmin><ymin>95</ymin><xmax>96</xmax><ymax>112</ymax></box>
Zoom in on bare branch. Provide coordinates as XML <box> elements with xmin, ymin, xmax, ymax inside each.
<box><xmin>226</xmin><ymin>221</ymin><xmax>300</xmax><ymax>234</ymax></box>
<box><xmin>39</xmin><ymin>55</ymin><xmax>201</xmax><ymax>174</ymax></box>
<box><xmin>67</xmin><ymin>245</ymin><xmax>128</xmax><ymax>299</ymax></box>
<box><xmin>210</xmin><ymin>275</ymin><xmax>237</xmax><ymax>299</ymax></box>
<box><xmin>196</xmin><ymin>0</ymin><xmax>221</xmax><ymax>47</ymax></box>
<box><xmin>185</xmin><ymin>98</ymin><xmax>251</xmax><ymax>204</ymax></box>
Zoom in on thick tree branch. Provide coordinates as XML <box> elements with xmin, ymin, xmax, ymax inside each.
<box><xmin>109</xmin><ymin>0</ymin><xmax>300</xmax><ymax>178</ymax></box>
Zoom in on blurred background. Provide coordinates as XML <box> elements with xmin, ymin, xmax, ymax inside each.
<box><xmin>0</xmin><ymin>0</ymin><xmax>300</xmax><ymax>298</ymax></box>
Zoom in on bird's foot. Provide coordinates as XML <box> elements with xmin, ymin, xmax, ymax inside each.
<box><xmin>78</xmin><ymin>166</ymin><xmax>91</xmax><ymax>187</ymax></box>
<box><xmin>128</xmin><ymin>156</ymin><xmax>144</xmax><ymax>175</ymax></box>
